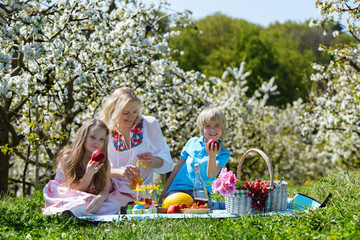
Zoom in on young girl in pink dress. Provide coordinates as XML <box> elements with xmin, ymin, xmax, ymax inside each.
<box><xmin>42</xmin><ymin>119</ymin><xmax>120</xmax><ymax>217</ymax></box>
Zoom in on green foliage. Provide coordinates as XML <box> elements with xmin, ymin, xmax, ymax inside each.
<box><xmin>1</xmin><ymin>170</ymin><xmax>359</xmax><ymax>239</ymax></box>
<box><xmin>262</xmin><ymin>21</ymin><xmax>353</xmax><ymax>106</ymax></box>
<box><xmin>170</xmin><ymin>14</ymin><xmax>355</xmax><ymax>107</ymax></box>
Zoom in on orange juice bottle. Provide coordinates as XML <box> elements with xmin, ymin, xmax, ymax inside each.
<box><xmin>137</xmin><ymin>177</ymin><xmax>143</xmax><ymax>185</ymax></box>
<box><xmin>130</xmin><ymin>179</ymin><xmax>138</xmax><ymax>190</ymax></box>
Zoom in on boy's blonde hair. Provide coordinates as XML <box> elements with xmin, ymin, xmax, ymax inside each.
<box><xmin>99</xmin><ymin>87</ymin><xmax>142</xmax><ymax>131</ymax></box>
<box><xmin>196</xmin><ymin>107</ymin><xmax>227</xmax><ymax>136</ymax></box>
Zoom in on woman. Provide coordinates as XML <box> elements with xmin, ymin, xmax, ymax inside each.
<box><xmin>99</xmin><ymin>87</ymin><xmax>173</xmax><ymax>207</ymax></box>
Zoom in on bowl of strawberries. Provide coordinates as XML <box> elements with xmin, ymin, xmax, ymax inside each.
<box><xmin>180</xmin><ymin>203</ymin><xmax>210</xmax><ymax>214</ymax></box>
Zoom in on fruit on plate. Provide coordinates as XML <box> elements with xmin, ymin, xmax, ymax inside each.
<box><xmin>162</xmin><ymin>192</ymin><xmax>193</xmax><ymax>208</ymax></box>
<box><xmin>208</xmin><ymin>139</ymin><xmax>220</xmax><ymax>149</ymax></box>
<box><xmin>179</xmin><ymin>203</ymin><xmax>188</xmax><ymax>209</ymax></box>
<box><xmin>167</xmin><ymin>204</ymin><xmax>181</xmax><ymax>214</ymax></box>
<box><xmin>91</xmin><ymin>150</ymin><xmax>105</xmax><ymax>164</ymax></box>
<box><xmin>191</xmin><ymin>203</ymin><xmax>199</xmax><ymax>209</ymax></box>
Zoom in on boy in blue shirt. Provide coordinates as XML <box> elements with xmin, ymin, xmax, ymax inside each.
<box><xmin>167</xmin><ymin>107</ymin><xmax>230</xmax><ymax>209</ymax></box>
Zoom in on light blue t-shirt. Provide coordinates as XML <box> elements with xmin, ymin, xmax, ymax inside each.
<box><xmin>167</xmin><ymin>136</ymin><xmax>230</xmax><ymax>194</ymax></box>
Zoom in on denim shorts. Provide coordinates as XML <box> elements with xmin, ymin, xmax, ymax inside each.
<box><xmin>167</xmin><ymin>190</ymin><xmax>225</xmax><ymax>210</ymax></box>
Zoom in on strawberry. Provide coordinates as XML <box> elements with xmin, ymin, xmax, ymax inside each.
<box><xmin>199</xmin><ymin>205</ymin><xmax>206</xmax><ymax>209</ymax></box>
<box><xmin>179</xmin><ymin>203</ymin><xmax>188</xmax><ymax>209</ymax></box>
<box><xmin>191</xmin><ymin>203</ymin><xmax>199</xmax><ymax>209</ymax></box>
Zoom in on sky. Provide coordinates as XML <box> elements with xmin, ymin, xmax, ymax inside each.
<box><xmin>140</xmin><ymin>0</ymin><xmax>322</xmax><ymax>27</ymax></box>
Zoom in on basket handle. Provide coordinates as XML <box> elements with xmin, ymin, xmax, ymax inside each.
<box><xmin>236</xmin><ymin>148</ymin><xmax>274</xmax><ymax>189</ymax></box>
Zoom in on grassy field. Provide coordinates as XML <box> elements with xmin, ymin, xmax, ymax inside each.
<box><xmin>1</xmin><ymin>170</ymin><xmax>359</xmax><ymax>239</ymax></box>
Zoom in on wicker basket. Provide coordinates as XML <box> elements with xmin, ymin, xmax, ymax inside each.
<box><xmin>225</xmin><ymin>148</ymin><xmax>288</xmax><ymax>214</ymax></box>
<box><xmin>225</xmin><ymin>189</ymin><xmax>252</xmax><ymax>214</ymax></box>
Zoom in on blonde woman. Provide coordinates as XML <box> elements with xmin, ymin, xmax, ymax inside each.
<box><xmin>42</xmin><ymin>119</ymin><xmax>120</xmax><ymax>217</ymax></box>
<box><xmin>100</xmin><ymin>87</ymin><xmax>173</xmax><ymax>207</ymax></box>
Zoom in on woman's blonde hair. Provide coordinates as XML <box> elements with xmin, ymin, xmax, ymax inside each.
<box><xmin>56</xmin><ymin>119</ymin><xmax>110</xmax><ymax>195</ymax></box>
<box><xmin>196</xmin><ymin>107</ymin><xmax>227</xmax><ymax>137</ymax></box>
<box><xmin>99</xmin><ymin>87</ymin><xmax>142</xmax><ymax>131</ymax></box>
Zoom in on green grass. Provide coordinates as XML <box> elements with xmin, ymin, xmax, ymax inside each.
<box><xmin>1</xmin><ymin>170</ymin><xmax>360</xmax><ymax>239</ymax></box>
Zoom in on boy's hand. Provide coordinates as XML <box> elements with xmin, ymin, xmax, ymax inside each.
<box><xmin>205</xmin><ymin>141</ymin><xmax>221</xmax><ymax>156</ymax></box>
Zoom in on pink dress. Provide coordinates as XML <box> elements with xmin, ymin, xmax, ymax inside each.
<box><xmin>42</xmin><ymin>164</ymin><xmax>120</xmax><ymax>217</ymax></box>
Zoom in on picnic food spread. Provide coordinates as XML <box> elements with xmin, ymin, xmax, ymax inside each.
<box><xmin>127</xmin><ymin>193</ymin><xmax>210</xmax><ymax>215</ymax></box>
<box><xmin>162</xmin><ymin>192</ymin><xmax>193</xmax><ymax>208</ymax></box>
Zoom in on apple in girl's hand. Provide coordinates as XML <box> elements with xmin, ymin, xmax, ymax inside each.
<box><xmin>208</xmin><ymin>139</ymin><xmax>220</xmax><ymax>149</ymax></box>
<box><xmin>167</xmin><ymin>204</ymin><xmax>181</xmax><ymax>214</ymax></box>
<box><xmin>91</xmin><ymin>150</ymin><xmax>105</xmax><ymax>164</ymax></box>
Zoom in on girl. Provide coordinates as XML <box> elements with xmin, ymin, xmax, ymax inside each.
<box><xmin>164</xmin><ymin>107</ymin><xmax>230</xmax><ymax>210</ymax></box>
<box><xmin>42</xmin><ymin>119</ymin><xmax>120</xmax><ymax>217</ymax></box>
<box><xmin>99</xmin><ymin>87</ymin><xmax>173</xmax><ymax>207</ymax></box>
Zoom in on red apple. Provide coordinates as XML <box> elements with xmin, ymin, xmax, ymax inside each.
<box><xmin>208</xmin><ymin>139</ymin><xmax>220</xmax><ymax>149</ymax></box>
<box><xmin>91</xmin><ymin>150</ymin><xmax>105</xmax><ymax>164</ymax></box>
<box><xmin>167</xmin><ymin>204</ymin><xmax>181</xmax><ymax>214</ymax></box>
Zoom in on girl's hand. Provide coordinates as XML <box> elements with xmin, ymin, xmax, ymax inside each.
<box><xmin>205</xmin><ymin>142</ymin><xmax>221</xmax><ymax>156</ymax></box>
<box><xmin>122</xmin><ymin>165</ymin><xmax>141</xmax><ymax>181</ymax></box>
<box><xmin>85</xmin><ymin>194</ymin><xmax>105</xmax><ymax>214</ymax></box>
<box><xmin>137</xmin><ymin>152</ymin><xmax>164</xmax><ymax>168</ymax></box>
<box><xmin>85</xmin><ymin>160</ymin><xmax>103</xmax><ymax>176</ymax></box>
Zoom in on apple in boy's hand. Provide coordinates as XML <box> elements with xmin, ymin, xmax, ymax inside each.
<box><xmin>208</xmin><ymin>139</ymin><xmax>220</xmax><ymax>149</ymax></box>
<box><xmin>167</xmin><ymin>204</ymin><xmax>181</xmax><ymax>214</ymax></box>
<box><xmin>91</xmin><ymin>150</ymin><xmax>105</xmax><ymax>164</ymax></box>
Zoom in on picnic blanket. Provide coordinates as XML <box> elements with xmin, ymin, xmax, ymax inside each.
<box><xmin>78</xmin><ymin>193</ymin><xmax>326</xmax><ymax>222</ymax></box>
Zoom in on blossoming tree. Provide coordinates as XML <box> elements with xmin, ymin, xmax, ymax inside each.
<box><xmin>305</xmin><ymin>0</ymin><xmax>360</xmax><ymax>167</ymax></box>
<box><xmin>2</xmin><ymin>0</ymin><xmax>359</xmax><ymax>196</ymax></box>
<box><xmin>0</xmin><ymin>0</ymin><xmax>207</xmax><ymax>195</ymax></box>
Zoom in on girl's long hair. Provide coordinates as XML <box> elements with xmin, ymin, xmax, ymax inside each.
<box><xmin>55</xmin><ymin>119</ymin><xmax>110</xmax><ymax>194</ymax></box>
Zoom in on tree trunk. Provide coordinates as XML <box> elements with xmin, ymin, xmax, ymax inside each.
<box><xmin>0</xmin><ymin>152</ymin><xmax>10</xmax><ymax>195</ymax></box>
<box><xmin>0</xmin><ymin>120</ymin><xmax>10</xmax><ymax>195</ymax></box>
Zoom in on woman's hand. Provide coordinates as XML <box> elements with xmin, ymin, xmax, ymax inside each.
<box><xmin>85</xmin><ymin>194</ymin><xmax>105</xmax><ymax>214</ymax></box>
<box><xmin>137</xmin><ymin>152</ymin><xmax>164</xmax><ymax>168</ymax></box>
<box><xmin>121</xmin><ymin>165</ymin><xmax>141</xmax><ymax>181</ymax></box>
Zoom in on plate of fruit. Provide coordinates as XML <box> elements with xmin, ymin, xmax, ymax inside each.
<box><xmin>180</xmin><ymin>203</ymin><xmax>210</xmax><ymax>214</ymax></box>
<box><xmin>156</xmin><ymin>207</ymin><xmax>168</xmax><ymax>214</ymax></box>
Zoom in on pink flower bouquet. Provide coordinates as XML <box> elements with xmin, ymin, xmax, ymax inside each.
<box><xmin>212</xmin><ymin>168</ymin><xmax>237</xmax><ymax>196</ymax></box>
